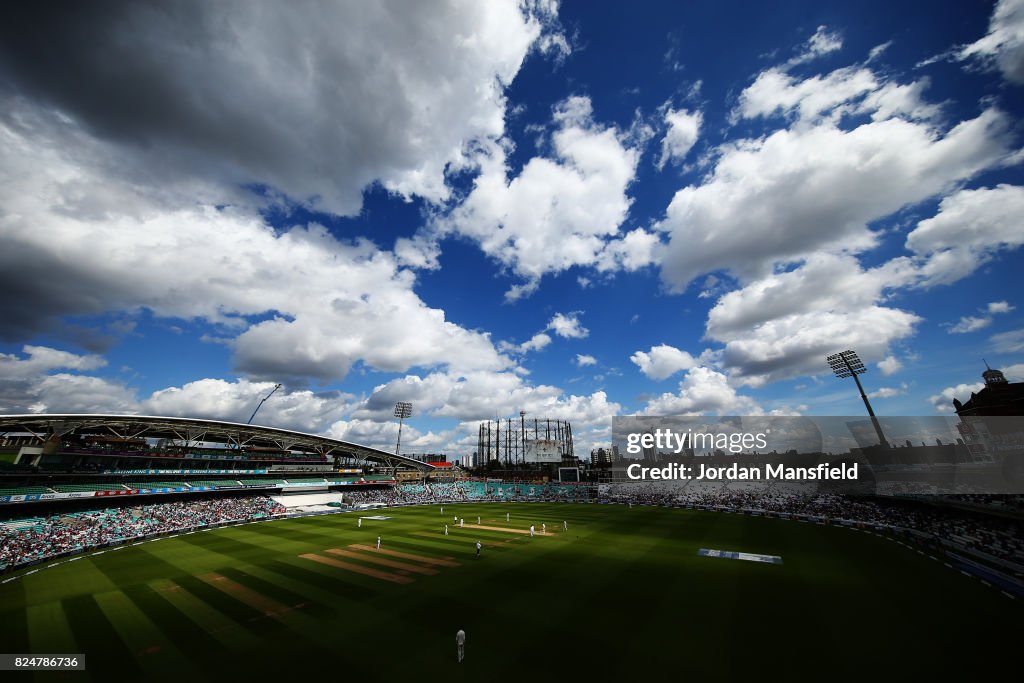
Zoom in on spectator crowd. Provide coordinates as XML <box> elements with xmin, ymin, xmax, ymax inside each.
<box><xmin>0</xmin><ymin>495</ymin><xmax>285</xmax><ymax>570</ymax></box>
<box><xmin>2</xmin><ymin>482</ymin><xmax>1021</xmax><ymax>572</ymax></box>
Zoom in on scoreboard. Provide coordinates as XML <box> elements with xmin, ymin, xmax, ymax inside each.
<box><xmin>524</xmin><ymin>439</ymin><xmax>562</xmax><ymax>463</ymax></box>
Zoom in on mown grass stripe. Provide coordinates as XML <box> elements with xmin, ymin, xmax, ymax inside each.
<box><xmin>237</xmin><ymin>521</ymin><xmax>343</xmax><ymax>543</ymax></box>
<box><xmin>216</xmin><ymin>566</ymin><xmax>335</xmax><ymax>619</ymax></box>
<box><xmin>325</xmin><ymin>548</ymin><xmax>439</xmax><ymax>575</ymax></box>
<box><xmin>300</xmin><ymin>553</ymin><xmax>415</xmax><ymax>584</ymax></box>
<box><xmin>173</xmin><ymin>526</ymin><xmax>299</xmax><ymax>562</ymax></box>
<box><xmin>348</xmin><ymin>544</ymin><xmax>460</xmax><ymax>567</ymax></box>
<box><xmin>25</xmin><ymin>601</ymin><xmax>79</xmax><ymax>658</ymax></box>
<box><xmin>152</xmin><ymin>577</ymin><xmax>261</xmax><ymax>651</ymax></box>
<box><xmin>119</xmin><ymin>583</ymin><xmax>229</xmax><ymax>670</ymax></box>
<box><xmin>0</xmin><ymin>579</ymin><xmax>29</xmax><ymax>653</ymax></box>
<box><xmin>173</xmin><ymin>574</ymin><xmax>289</xmax><ymax>637</ymax></box>
<box><xmin>93</xmin><ymin>589</ymin><xmax>196</xmax><ymax>679</ymax></box>
<box><xmin>62</xmin><ymin>593</ymin><xmax>143</xmax><ymax>679</ymax></box>
<box><xmin>262</xmin><ymin>559</ymin><xmax>381</xmax><ymax>602</ymax></box>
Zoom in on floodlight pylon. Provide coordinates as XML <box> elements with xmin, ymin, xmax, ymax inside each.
<box><xmin>394</xmin><ymin>401</ymin><xmax>413</xmax><ymax>456</ymax></box>
<box><xmin>826</xmin><ymin>350</ymin><xmax>888</xmax><ymax>448</ymax></box>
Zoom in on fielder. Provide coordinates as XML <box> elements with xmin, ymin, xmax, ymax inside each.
<box><xmin>460</xmin><ymin>518</ymin><xmax>464</xmax><ymax>528</ymax></box>
<box><xmin>357</xmin><ymin>517</ymin><xmax>361</xmax><ymax>528</ymax></box>
<box><xmin>445</xmin><ymin>524</ymin><xmax>448</xmax><ymax>536</ymax></box>
<box><xmin>376</xmin><ymin>535</ymin><xmax>381</xmax><ymax>549</ymax></box>
<box><xmin>563</xmin><ymin>520</ymin><xmax>567</xmax><ymax>531</ymax></box>
<box><xmin>475</xmin><ymin>540</ymin><xmax>482</xmax><ymax>557</ymax></box>
<box><xmin>529</xmin><ymin>525</ymin><xmax>535</xmax><ymax>537</ymax></box>
<box><xmin>477</xmin><ymin>516</ymin><xmax>481</xmax><ymax>525</ymax></box>
<box><xmin>542</xmin><ymin>523</ymin><xmax>546</xmax><ymax>533</ymax></box>
<box><xmin>456</xmin><ymin>628</ymin><xmax>466</xmax><ymax>663</ymax></box>
<box><xmin>506</xmin><ymin>512</ymin><xmax>510</xmax><ymax>522</ymax></box>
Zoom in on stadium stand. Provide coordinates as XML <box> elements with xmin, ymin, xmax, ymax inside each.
<box><xmin>50</xmin><ymin>483</ymin><xmax>126</xmax><ymax>493</ymax></box>
<box><xmin>0</xmin><ymin>486</ymin><xmax>53</xmax><ymax>496</ymax></box>
<box><xmin>0</xmin><ymin>496</ymin><xmax>286</xmax><ymax>570</ymax></box>
<box><xmin>2</xmin><ymin>477</ymin><xmax>1021</xmax><ymax>578</ymax></box>
<box><xmin>123</xmin><ymin>482</ymin><xmax>190</xmax><ymax>490</ymax></box>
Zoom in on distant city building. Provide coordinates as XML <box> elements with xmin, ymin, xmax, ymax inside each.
<box><xmin>590</xmin><ymin>445</ymin><xmax>619</xmax><ymax>465</ymax></box>
<box><xmin>642</xmin><ymin>432</ymin><xmax>657</xmax><ymax>462</ymax></box>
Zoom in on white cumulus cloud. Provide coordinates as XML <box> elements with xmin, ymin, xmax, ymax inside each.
<box><xmin>630</xmin><ymin>344</ymin><xmax>700</xmax><ymax>381</ymax></box>
<box><xmin>927</xmin><ymin>382</ymin><xmax>984</xmax><ymax>413</ymax></box>
<box><xmin>640</xmin><ymin>367</ymin><xmax>763</xmax><ymax>415</ymax></box>
<box><xmin>877</xmin><ymin>356</ymin><xmax>903</xmax><ymax>376</ymax></box>
<box><xmin>907</xmin><ymin>185</ymin><xmax>1024</xmax><ymax>287</ymax></box>
<box><xmin>657</xmin><ymin>108</ymin><xmax>702</xmax><ymax>169</ymax></box>
<box><xmin>439</xmin><ymin>95</ymin><xmax>641</xmax><ymax>298</ymax></box>
<box><xmin>547</xmin><ymin>312</ymin><xmax>589</xmax><ymax>339</ymax></box>
<box><xmin>958</xmin><ymin>0</ymin><xmax>1024</xmax><ymax>84</ymax></box>
<box><xmin>0</xmin><ymin>105</ymin><xmax>512</xmax><ymax>383</ymax></box>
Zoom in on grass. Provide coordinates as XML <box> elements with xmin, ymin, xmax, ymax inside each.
<box><xmin>0</xmin><ymin>502</ymin><xmax>1019</xmax><ymax>682</ymax></box>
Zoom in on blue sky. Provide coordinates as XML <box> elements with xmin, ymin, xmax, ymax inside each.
<box><xmin>1</xmin><ymin>0</ymin><xmax>1022</xmax><ymax>458</ymax></box>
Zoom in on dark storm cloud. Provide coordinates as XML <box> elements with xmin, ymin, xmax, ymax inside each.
<box><xmin>0</xmin><ymin>241</ymin><xmax>119</xmax><ymax>343</ymax></box>
<box><xmin>0</xmin><ymin>0</ymin><xmax>544</xmax><ymax>214</ymax></box>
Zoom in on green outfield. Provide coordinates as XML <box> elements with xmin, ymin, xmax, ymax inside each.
<box><xmin>1</xmin><ymin>502</ymin><xmax>1018</xmax><ymax>682</ymax></box>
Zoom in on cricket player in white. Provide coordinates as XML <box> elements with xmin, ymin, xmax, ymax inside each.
<box><xmin>475</xmin><ymin>541</ymin><xmax>481</xmax><ymax>557</ymax></box>
<box><xmin>376</xmin><ymin>536</ymin><xmax>381</xmax><ymax>549</ymax></box>
<box><xmin>542</xmin><ymin>523</ymin><xmax>546</xmax><ymax>533</ymax></box>
<box><xmin>477</xmin><ymin>516</ymin><xmax>480</xmax><ymax>525</ymax></box>
<box><xmin>357</xmin><ymin>517</ymin><xmax>361</xmax><ymax>528</ymax></box>
<box><xmin>460</xmin><ymin>518</ymin><xmax>464</xmax><ymax>527</ymax></box>
<box><xmin>441</xmin><ymin>506</ymin><xmax>444</xmax><ymax>515</ymax></box>
<box><xmin>529</xmin><ymin>525</ymin><xmax>535</xmax><ymax>537</ymax></box>
<box><xmin>445</xmin><ymin>524</ymin><xmax>448</xmax><ymax>535</ymax></box>
<box><xmin>506</xmin><ymin>512</ymin><xmax>510</xmax><ymax>522</ymax></box>
<box><xmin>456</xmin><ymin>628</ymin><xmax>466</xmax><ymax>662</ymax></box>
<box><xmin>563</xmin><ymin>520</ymin><xmax>567</xmax><ymax>531</ymax></box>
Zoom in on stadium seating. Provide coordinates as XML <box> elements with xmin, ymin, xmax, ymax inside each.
<box><xmin>1</xmin><ymin>496</ymin><xmax>286</xmax><ymax>570</ymax></box>
<box><xmin>0</xmin><ymin>486</ymin><xmax>53</xmax><ymax>496</ymax></box>
<box><xmin>50</xmin><ymin>483</ymin><xmax>126</xmax><ymax>493</ymax></box>
<box><xmin>123</xmin><ymin>482</ymin><xmax>188</xmax><ymax>490</ymax></box>
<box><xmin>460</xmin><ymin>482</ymin><xmax>488</xmax><ymax>498</ymax></box>
<box><xmin>0</xmin><ymin>517</ymin><xmax>46</xmax><ymax>532</ymax></box>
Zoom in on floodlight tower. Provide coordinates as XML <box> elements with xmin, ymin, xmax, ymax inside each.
<box><xmin>826</xmin><ymin>350</ymin><xmax>889</xmax><ymax>448</ymax></box>
<box><xmin>394</xmin><ymin>401</ymin><xmax>413</xmax><ymax>456</ymax></box>
<box><xmin>247</xmin><ymin>383</ymin><xmax>282</xmax><ymax>424</ymax></box>
<box><xmin>520</xmin><ymin>410</ymin><xmax>526</xmax><ymax>466</ymax></box>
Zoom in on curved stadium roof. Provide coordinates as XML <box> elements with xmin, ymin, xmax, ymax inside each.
<box><xmin>0</xmin><ymin>414</ymin><xmax>434</xmax><ymax>471</ymax></box>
